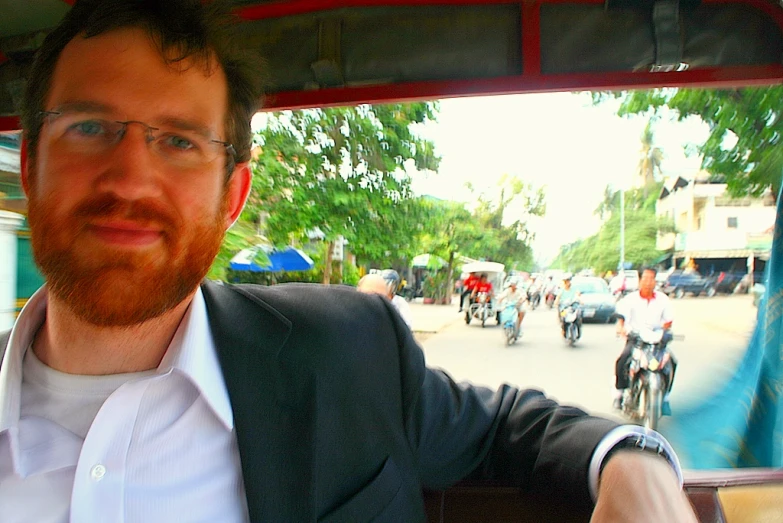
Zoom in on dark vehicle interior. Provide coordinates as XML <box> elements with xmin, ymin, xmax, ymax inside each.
<box><xmin>1</xmin><ymin>0</ymin><xmax>781</xmax><ymax>521</ymax></box>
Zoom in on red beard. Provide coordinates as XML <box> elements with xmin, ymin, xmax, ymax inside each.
<box><xmin>27</xmin><ymin>182</ymin><xmax>226</xmax><ymax>327</ymax></box>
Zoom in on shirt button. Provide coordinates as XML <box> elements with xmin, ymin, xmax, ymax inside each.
<box><xmin>90</xmin><ymin>464</ymin><xmax>106</xmax><ymax>481</ymax></box>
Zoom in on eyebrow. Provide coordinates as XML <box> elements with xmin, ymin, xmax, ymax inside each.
<box><xmin>50</xmin><ymin>101</ymin><xmax>220</xmax><ymax>140</ymax></box>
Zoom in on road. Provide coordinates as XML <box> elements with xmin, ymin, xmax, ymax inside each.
<box><xmin>418</xmin><ymin>294</ymin><xmax>757</xmax><ymax>423</ymax></box>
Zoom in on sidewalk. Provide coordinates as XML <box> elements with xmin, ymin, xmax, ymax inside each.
<box><xmin>408</xmin><ymin>295</ymin><xmax>463</xmax><ymax>337</ymax></box>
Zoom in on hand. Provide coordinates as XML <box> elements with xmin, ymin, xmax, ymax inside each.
<box><xmin>591</xmin><ymin>451</ymin><xmax>697</xmax><ymax>523</ymax></box>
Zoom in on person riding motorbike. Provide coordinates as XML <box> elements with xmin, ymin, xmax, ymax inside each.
<box><xmin>496</xmin><ymin>280</ymin><xmax>526</xmax><ymax>335</ymax></box>
<box><xmin>458</xmin><ymin>271</ymin><xmax>479</xmax><ymax>312</ymax></box>
<box><xmin>526</xmin><ymin>278</ymin><xmax>543</xmax><ymax>308</ymax></box>
<box><xmin>555</xmin><ymin>276</ymin><xmax>581</xmax><ymax>337</ymax></box>
<box><xmin>613</xmin><ymin>267</ymin><xmax>675</xmax><ymax>410</ymax></box>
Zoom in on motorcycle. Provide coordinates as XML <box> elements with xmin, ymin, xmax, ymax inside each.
<box><xmin>500</xmin><ymin>304</ymin><xmax>520</xmax><ymax>345</ymax></box>
<box><xmin>466</xmin><ymin>291</ymin><xmax>494</xmax><ymax>328</ymax></box>
<box><xmin>545</xmin><ymin>291</ymin><xmax>556</xmax><ymax>309</ymax></box>
<box><xmin>622</xmin><ymin>328</ymin><xmax>674</xmax><ymax>431</ymax></box>
<box><xmin>527</xmin><ymin>289</ymin><xmax>541</xmax><ymax>310</ymax></box>
<box><xmin>559</xmin><ymin>302</ymin><xmax>582</xmax><ymax>346</ymax></box>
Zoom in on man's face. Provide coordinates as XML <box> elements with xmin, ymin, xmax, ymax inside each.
<box><xmin>640</xmin><ymin>270</ymin><xmax>656</xmax><ymax>294</ymax></box>
<box><xmin>24</xmin><ymin>28</ymin><xmax>249</xmax><ymax>326</ymax></box>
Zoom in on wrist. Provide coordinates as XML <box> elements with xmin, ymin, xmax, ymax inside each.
<box><xmin>588</xmin><ymin>426</ymin><xmax>683</xmax><ymax>502</ymax></box>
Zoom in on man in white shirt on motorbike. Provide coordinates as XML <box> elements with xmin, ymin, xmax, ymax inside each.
<box><xmin>613</xmin><ymin>267</ymin><xmax>675</xmax><ymax>410</ymax></box>
<box><xmin>496</xmin><ymin>280</ymin><xmax>526</xmax><ymax>335</ymax></box>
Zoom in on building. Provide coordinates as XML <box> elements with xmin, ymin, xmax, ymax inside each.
<box><xmin>0</xmin><ymin>131</ymin><xmax>44</xmax><ymax>321</ymax></box>
<box><xmin>656</xmin><ymin>173</ymin><xmax>775</xmax><ymax>276</ymax></box>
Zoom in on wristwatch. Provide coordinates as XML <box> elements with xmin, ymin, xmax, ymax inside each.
<box><xmin>588</xmin><ymin>425</ymin><xmax>684</xmax><ymax>501</ymax></box>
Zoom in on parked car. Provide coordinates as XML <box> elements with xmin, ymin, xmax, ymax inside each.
<box><xmin>571</xmin><ymin>276</ymin><xmax>616</xmax><ymax>323</ymax></box>
<box><xmin>662</xmin><ymin>271</ymin><xmax>717</xmax><ymax>298</ymax></box>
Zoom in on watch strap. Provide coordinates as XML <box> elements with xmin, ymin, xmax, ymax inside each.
<box><xmin>588</xmin><ymin>425</ymin><xmax>684</xmax><ymax>501</ymax></box>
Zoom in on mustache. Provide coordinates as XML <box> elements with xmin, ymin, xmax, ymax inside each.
<box><xmin>73</xmin><ymin>194</ymin><xmax>178</xmax><ymax>232</ymax></box>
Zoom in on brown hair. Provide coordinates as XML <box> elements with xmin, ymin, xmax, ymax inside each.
<box><xmin>21</xmin><ymin>0</ymin><xmax>265</xmax><ymax>176</ymax></box>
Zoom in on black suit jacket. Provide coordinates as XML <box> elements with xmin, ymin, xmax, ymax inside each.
<box><xmin>1</xmin><ymin>281</ymin><xmax>618</xmax><ymax>521</ymax></box>
<box><xmin>199</xmin><ymin>280</ymin><xmax>619</xmax><ymax>522</ymax></box>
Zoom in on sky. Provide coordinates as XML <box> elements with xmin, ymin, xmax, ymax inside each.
<box><xmin>407</xmin><ymin>92</ymin><xmax>710</xmax><ymax>265</ymax></box>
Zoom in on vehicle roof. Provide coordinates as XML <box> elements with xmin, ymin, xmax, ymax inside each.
<box><xmin>1</xmin><ymin>0</ymin><xmax>782</xmax><ymax>130</ymax></box>
<box><xmin>462</xmin><ymin>261</ymin><xmax>506</xmax><ymax>275</ymax></box>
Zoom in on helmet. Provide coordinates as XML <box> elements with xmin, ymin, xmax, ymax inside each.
<box><xmin>381</xmin><ymin>269</ymin><xmax>401</xmax><ymax>295</ymax></box>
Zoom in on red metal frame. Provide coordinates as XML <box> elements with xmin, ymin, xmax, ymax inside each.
<box><xmin>235</xmin><ymin>0</ymin><xmax>783</xmax><ymax>112</ymax></box>
<box><xmin>261</xmin><ymin>65</ymin><xmax>783</xmax><ymax>111</ymax></box>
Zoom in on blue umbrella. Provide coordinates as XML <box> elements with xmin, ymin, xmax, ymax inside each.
<box><xmin>230</xmin><ymin>246</ymin><xmax>314</xmax><ymax>272</ymax></box>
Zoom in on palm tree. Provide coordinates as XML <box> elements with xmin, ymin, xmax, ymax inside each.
<box><xmin>637</xmin><ymin>121</ymin><xmax>663</xmax><ymax>196</ymax></box>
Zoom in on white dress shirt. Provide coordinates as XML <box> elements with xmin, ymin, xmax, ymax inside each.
<box><xmin>615</xmin><ymin>290</ymin><xmax>674</xmax><ymax>332</ymax></box>
<box><xmin>0</xmin><ymin>287</ymin><xmax>249</xmax><ymax>523</ymax></box>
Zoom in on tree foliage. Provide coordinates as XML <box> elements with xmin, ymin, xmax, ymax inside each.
<box><xmin>419</xmin><ymin>176</ymin><xmax>545</xmax><ymax>288</ymax></box>
<box><xmin>249</xmin><ymin>103</ymin><xmax>440</xmax><ymax>282</ymax></box>
<box><xmin>551</xmin><ymin>183</ymin><xmax>671</xmax><ymax>273</ymax></box>
<box><xmin>594</xmin><ymin>86</ymin><xmax>783</xmax><ymax>197</ymax></box>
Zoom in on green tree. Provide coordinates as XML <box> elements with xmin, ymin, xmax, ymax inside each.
<box><xmin>551</xmin><ymin>183</ymin><xmax>671</xmax><ymax>273</ymax></box>
<box><xmin>251</xmin><ymin>104</ymin><xmax>440</xmax><ymax>283</ymax></box>
<box><xmin>637</xmin><ymin>121</ymin><xmax>664</xmax><ymax>197</ymax></box>
<box><xmin>594</xmin><ymin>87</ymin><xmax>783</xmax><ymax>197</ymax></box>
<box><xmin>465</xmin><ymin>175</ymin><xmax>546</xmax><ymax>270</ymax></box>
<box><xmin>418</xmin><ymin>199</ymin><xmax>481</xmax><ymax>296</ymax></box>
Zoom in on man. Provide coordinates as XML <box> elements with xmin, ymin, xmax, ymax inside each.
<box><xmin>614</xmin><ymin>267</ymin><xmax>676</xmax><ymax>410</ymax></box>
<box><xmin>470</xmin><ymin>273</ymin><xmax>494</xmax><ymax>301</ymax></box>
<box><xmin>555</xmin><ymin>275</ymin><xmax>581</xmax><ymax>337</ymax></box>
<box><xmin>357</xmin><ymin>270</ymin><xmax>413</xmax><ymax>327</ymax></box>
<box><xmin>458</xmin><ymin>271</ymin><xmax>479</xmax><ymax>312</ymax></box>
<box><xmin>496</xmin><ymin>279</ymin><xmax>526</xmax><ymax>334</ymax></box>
<box><xmin>0</xmin><ymin>2</ymin><xmax>696</xmax><ymax>522</ymax></box>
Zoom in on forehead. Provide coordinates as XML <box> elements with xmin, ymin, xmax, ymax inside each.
<box><xmin>47</xmin><ymin>27</ymin><xmax>228</xmax><ymax>132</ymax></box>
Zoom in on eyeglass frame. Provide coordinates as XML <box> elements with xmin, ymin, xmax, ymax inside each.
<box><xmin>37</xmin><ymin>110</ymin><xmax>237</xmax><ymax>167</ymax></box>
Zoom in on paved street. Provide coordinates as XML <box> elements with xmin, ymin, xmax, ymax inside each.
<box><xmin>413</xmin><ymin>294</ymin><xmax>757</xmax><ymax>424</ymax></box>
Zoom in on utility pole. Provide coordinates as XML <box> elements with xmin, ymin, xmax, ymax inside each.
<box><xmin>619</xmin><ymin>188</ymin><xmax>625</xmax><ymax>271</ymax></box>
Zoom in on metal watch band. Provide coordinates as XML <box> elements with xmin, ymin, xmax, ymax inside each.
<box><xmin>588</xmin><ymin>425</ymin><xmax>684</xmax><ymax>501</ymax></box>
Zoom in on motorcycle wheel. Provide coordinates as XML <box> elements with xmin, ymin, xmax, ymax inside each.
<box><xmin>504</xmin><ymin>326</ymin><xmax>513</xmax><ymax>346</ymax></box>
<box><xmin>642</xmin><ymin>382</ymin><xmax>663</xmax><ymax>431</ymax></box>
<box><xmin>481</xmin><ymin>307</ymin><xmax>486</xmax><ymax>328</ymax></box>
<box><xmin>567</xmin><ymin>324</ymin><xmax>577</xmax><ymax>346</ymax></box>
<box><xmin>465</xmin><ymin>310</ymin><xmax>471</xmax><ymax>324</ymax></box>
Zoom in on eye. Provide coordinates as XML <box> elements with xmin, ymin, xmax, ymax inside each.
<box><xmin>67</xmin><ymin>119</ymin><xmax>108</xmax><ymax>137</ymax></box>
<box><xmin>160</xmin><ymin>133</ymin><xmax>200</xmax><ymax>152</ymax></box>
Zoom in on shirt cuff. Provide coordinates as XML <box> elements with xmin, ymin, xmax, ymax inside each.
<box><xmin>587</xmin><ymin>425</ymin><xmax>684</xmax><ymax>502</ymax></box>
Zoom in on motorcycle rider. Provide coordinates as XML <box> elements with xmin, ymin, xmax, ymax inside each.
<box><xmin>470</xmin><ymin>273</ymin><xmax>494</xmax><ymax>302</ymax></box>
<box><xmin>458</xmin><ymin>271</ymin><xmax>479</xmax><ymax>313</ymax></box>
<box><xmin>496</xmin><ymin>280</ymin><xmax>526</xmax><ymax>336</ymax></box>
<box><xmin>555</xmin><ymin>275</ymin><xmax>581</xmax><ymax>337</ymax></box>
<box><xmin>526</xmin><ymin>277</ymin><xmax>542</xmax><ymax>308</ymax></box>
<box><xmin>613</xmin><ymin>267</ymin><xmax>675</xmax><ymax>410</ymax></box>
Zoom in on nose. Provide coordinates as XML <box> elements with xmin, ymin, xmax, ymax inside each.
<box><xmin>95</xmin><ymin>123</ymin><xmax>164</xmax><ymax>201</ymax></box>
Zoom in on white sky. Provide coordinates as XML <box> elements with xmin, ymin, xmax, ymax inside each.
<box><xmin>408</xmin><ymin>92</ymin><xmax>710</xmax><ymax>264</ymax></box>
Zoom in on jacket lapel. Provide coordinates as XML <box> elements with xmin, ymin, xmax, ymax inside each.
<box><xmin>201</xmin><ymin>281</ymin><xmax>316</xmax><ymax>522</ymax></box>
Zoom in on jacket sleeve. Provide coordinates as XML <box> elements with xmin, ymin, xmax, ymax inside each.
<box><xmin>390</xmin><ymin>300</ymin><xmax>617</xmax><ymax>508</ymax></box>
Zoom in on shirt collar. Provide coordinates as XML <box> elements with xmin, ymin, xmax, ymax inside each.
<box><xmin>0</xmin><ymin>286</ymin><xmax>234</xmax><ymax>437</ymax></box>
<box><xmin>157</xmin><ymin>287</ymin><xmax>234</xmax><ymax>431</ymax></box>
<box><xmin>0</xmin><ymin>286</ymin><xmax>47</xmax><ymax>435</ymax></box>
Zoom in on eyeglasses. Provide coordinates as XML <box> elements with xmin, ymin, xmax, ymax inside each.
<box><xmin>39</xmin><ymin>110</ymin><xmax>236</xmax><ymax>170</ymax></box>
